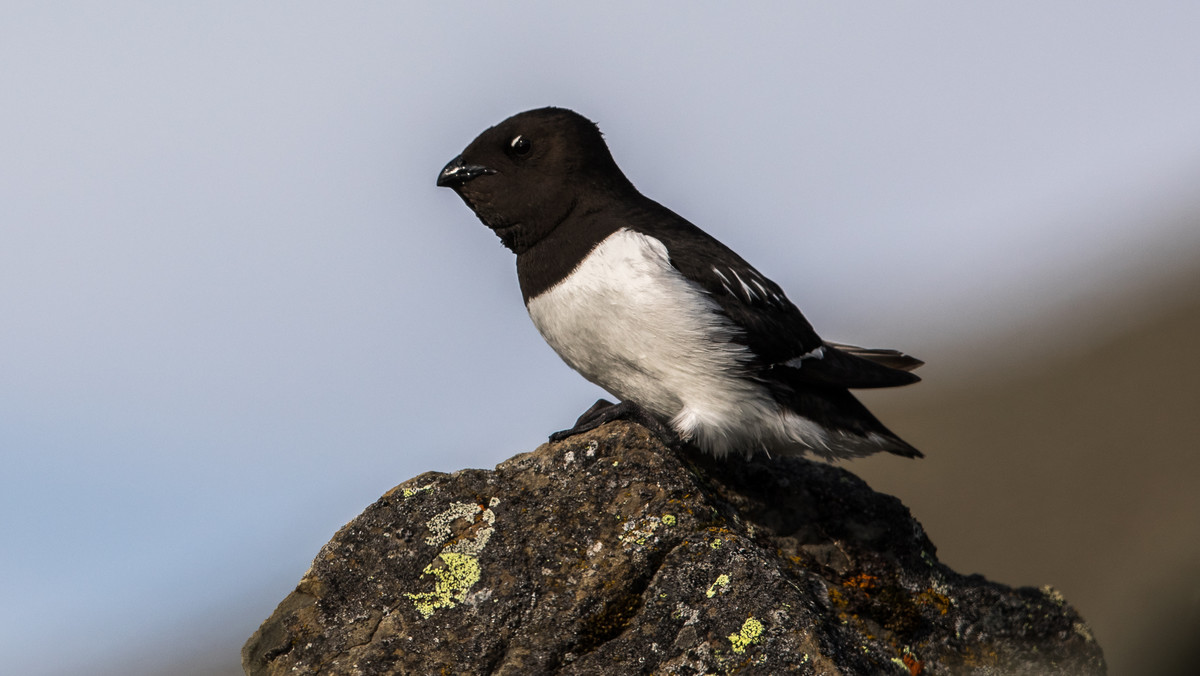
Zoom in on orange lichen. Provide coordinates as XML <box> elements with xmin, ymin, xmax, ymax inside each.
<box><xmin>916</xmin><ymin>588</ymin><xmax>952</xmax><ymax>615</ymax></box>
<box><xmin>902</xmin><ymin>648</ymin><xmax>924</xmax><ymax>675</ymax></box>
<box><xmin>842</xmin><ymin>574</ymin><xmax>879</xmax><ymax>593</ymax></box>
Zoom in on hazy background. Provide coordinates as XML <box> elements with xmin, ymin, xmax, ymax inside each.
<box><xmin>2</xmin><ymin>3</ymin><xmax>1198</xmax><ymax>675</ymax></box>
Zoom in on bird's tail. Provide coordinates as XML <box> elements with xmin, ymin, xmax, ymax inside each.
<box><xmin>783</xmin><ymin>342</ymin><xmax>922</xmax><ymax>390</ymax></box>
<box><xmin>775</xmin><ymin>384</ymin><xmax>923</xmax><ymax>459</ymax></box>
<box><xmin>824</xmin><ymin>341</ymin><xmax>924</xmax><ymax>372</ymax></box>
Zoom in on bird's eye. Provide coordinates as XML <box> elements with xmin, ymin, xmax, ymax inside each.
<box><xmin>510</xmin><ymin>135</ymin><xmax>532</xmax><ymax>156</ymax></box>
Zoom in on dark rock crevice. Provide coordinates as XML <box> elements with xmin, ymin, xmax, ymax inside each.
<box><xmin>244</xmin><ymin>421</ymin><xmax>1105</xmax><ymax>675</ymax></box>
<box><xmin>568</xmin><ymin>539</ymin><xmax>677</xmax><ymax>661</ymax></box>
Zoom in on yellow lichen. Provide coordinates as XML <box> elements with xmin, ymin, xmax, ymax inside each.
<box><xmin>404</xmin><ymin>498</ymin><xmax>499</xmax><ymax>618</ymax></box>
<box><xmin>706</xmin><ymin>573</ymin><xmax>730</xmax><ymax>598</ymax></box>
<box><xmin>404</xmin><ymin>552</ymin><xmax>481</xmax><ymax>618</ymax></box>
<box><xmin>662</xmin><ymin>514</ymin><xmax>676</xmax><ymax>526</ymax></box>
<box><xmin>618</xmin><ymin>515</ymin><xmax>667</xmax><ymax>548</ymax></box>
<box><xmin>400</xmin><ymin>483</ymin><xmax>435</xmax><ymax>498</ymax></box>
<box><xmin>728</xmin><ymin>616</ymin><xmax>764</xmax><ymax>654</ymax></box>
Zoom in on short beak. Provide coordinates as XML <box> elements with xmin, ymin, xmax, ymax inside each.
<box><xmin>437</xmin><ymin>155</ymin><xmax>495</xmax><ymax>188</ymax></box>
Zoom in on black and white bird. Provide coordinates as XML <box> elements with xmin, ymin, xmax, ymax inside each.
<box><xmin>437</xmin><ymin>107</ymin><xmax>923</xmax><ymax>460</ymax></box>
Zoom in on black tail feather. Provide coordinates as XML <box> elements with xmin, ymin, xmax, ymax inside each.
<box><xmin>768</xmin><ymin>370</ymin><xmax>923</xmax><ymax>459</ymax></box>
<box><xmin>825</xmin><ymin>341</ymin><xmax>924</xmax><ymax>372</ymax></box>
<box><xmin>779</xmin><ymin>343</ymin><xmax>922</xmax><ymax>390</ymax></box>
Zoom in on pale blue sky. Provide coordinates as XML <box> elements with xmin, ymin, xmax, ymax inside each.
<box><xmin>2</xmin><ymin>3</ymin><xmax>1199</xmax><ymax>674</ymax></box>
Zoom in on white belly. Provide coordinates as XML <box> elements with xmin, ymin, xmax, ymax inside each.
<box><xmin>525</xmin><ymin>228</ymin><xmax>824</xmax><ymax>457</ymax></box>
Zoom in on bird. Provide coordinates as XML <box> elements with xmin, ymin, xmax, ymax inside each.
<box><xmin>437</xmin><ymin>107</ymin><xmax>923</xmax><ymax>460</ymax></box>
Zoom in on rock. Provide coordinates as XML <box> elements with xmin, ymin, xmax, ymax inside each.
<box><xmin>243</xmin><ymin>422</ymin><xmax>1105</xmax><ymax>675</ymax></box>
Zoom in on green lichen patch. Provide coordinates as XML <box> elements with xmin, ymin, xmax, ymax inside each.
<box><xmin>706</xmin><ymin>573</ymin><xmax>730</xmax><ymax>598</ymax></box>
<box><xmin>404</xmin><ymin>498</ymin><xmax>500</xmax><ymax>618</ymax></box>
<box><xmin>403</xmin><ymin>552</ymin><xmax>481</xmax><ymax>618</ymax></box>
<box><xmin>400</xmin><ymin>483</ymin><xmax>435</xmax><ymax>499</ymax></box>
<box><xmin>618</xmin><ymin>515</ymin><xmax>667</xmax><ymax>548</ymax></box>
<box><xmin>728</xmin><ymin>616</ymin><xmax>764</xmax><ymax>654</ymax></box>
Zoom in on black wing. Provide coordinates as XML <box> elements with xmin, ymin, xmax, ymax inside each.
<box><xmin>632</xmin><ymin>200</ymin><xmax>920</xmax><ymax>389</ymax></box>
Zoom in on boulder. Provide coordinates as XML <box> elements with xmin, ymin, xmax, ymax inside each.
<box><xmin>244</xmin><ymin>422</ymin><xmax>1105</xmax><ymax>675</ymax></box>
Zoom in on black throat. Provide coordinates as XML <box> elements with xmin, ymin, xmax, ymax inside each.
<box><xmin>514</xmin><ymin>202</ymin><xmax>625</xmax><ymax>303</ymax></box>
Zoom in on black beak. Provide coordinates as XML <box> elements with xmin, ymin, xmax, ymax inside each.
<box><xmin>437</xmin><ymin>155</ymin><xmax>495</xmax><ymax>188</ymax></box>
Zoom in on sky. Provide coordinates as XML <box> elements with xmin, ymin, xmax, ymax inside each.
<box><xmin>2</xmin><ymin>3</ymin><xmax>1199</xmax><ymax>674</ymax></box>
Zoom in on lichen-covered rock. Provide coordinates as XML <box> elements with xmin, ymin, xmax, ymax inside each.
<box><xmin>243</xmin><ymin>422</ymin><xmax>1105</xmax><ymax>675</ymax></box>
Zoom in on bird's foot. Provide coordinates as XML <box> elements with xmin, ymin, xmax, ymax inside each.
<box><xmin>549</xmin><ymin>399</ymin><xmax>684</xmax><ymax>449</ymax></box>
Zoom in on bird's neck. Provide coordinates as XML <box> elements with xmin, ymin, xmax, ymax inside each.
<box><xmin>515</xmin><ymin>206</ymin><xmax>623</xmax><ymax>303</ymax></box>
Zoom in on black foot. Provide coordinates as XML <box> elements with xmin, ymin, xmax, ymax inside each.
<box><xmin>549</xmin><ymin>399</ymin><xmax>684</xmax><ymax>449</ymax></box>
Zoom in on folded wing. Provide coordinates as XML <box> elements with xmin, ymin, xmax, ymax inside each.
<box><xmin>640</xmin><ymin>211</ymin><xmax>921</xmax><ymax>391</ymax></box>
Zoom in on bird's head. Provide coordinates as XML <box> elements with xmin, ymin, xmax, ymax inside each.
<box><xmin>437</xmin><ymin>107</ymin><xmax>631</xmax><ymax>253</ymax></box>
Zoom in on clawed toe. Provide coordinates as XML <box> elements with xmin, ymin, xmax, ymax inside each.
<box><xmin>573</xmin><ymin>398</ymin><xmax>617</xmax><ymax>428</ymax></box>
<box><xmin>548</xmin><ymin>400</ymin><xmax>686</xmax><ymax>450</ymax></box>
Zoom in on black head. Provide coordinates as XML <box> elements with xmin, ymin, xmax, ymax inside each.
<box><xmin>437</xmin><ymin>107</ymin><xmax>633</xmax><ymax>253</ymax></box>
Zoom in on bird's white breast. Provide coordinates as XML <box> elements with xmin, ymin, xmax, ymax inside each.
<box><xmin>526</xmin><ymin>228</ymin><xmax>807</xmax><ymax>455</ymax></box>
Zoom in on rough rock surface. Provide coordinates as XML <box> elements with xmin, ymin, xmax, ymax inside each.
<box><xmin>243</xmin><ymin>422</ymin><xmax>1105</xmax><ymax>675</ymax></box>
